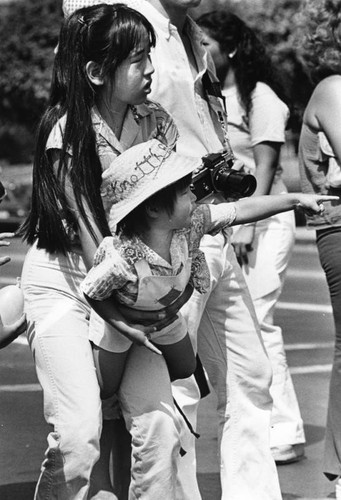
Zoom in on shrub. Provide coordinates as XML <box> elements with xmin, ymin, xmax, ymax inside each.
<box><xmin>0</xmin><ymin>0</ymin><xmax>63</xmax><ymax>163</ymax></box>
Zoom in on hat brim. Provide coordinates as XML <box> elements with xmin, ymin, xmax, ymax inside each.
<box><xmin>103</xmin><ymin>140</ymin><xmax>201</xmax><ymax>226</ymax></box>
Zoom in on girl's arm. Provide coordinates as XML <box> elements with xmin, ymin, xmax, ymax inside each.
<box><xmin>55</xmin><ymin>155</ymin><xmax>163</xmax><ymax>350</ymax></box>
<box><xmin>232</xmin><ymin>141</ymin><xmax>281</xmax><ymax>265</ymax></box>
<box><xmin>0</xmin><ymin>232</ymin><xmax>15</xmax><ymax>267</ymax></box>
<box><xmin>233</xmin><ymin>193</ymin><xmax>339</xmax><ymax>225</ymax></box>
<box><xmin>84</xmin><ymin>294</ymin><xmax>162</xmax><ymax>355</ymax></box>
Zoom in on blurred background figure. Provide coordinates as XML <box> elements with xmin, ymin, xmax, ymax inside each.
<box><xmin>197</xmin><ymin>10</ymin><xmax>306</xmax><ymax>464</ymax></box>
<box><xmin>296</xmin><ymin>0</ymin><xmax>341</xmax><ymax>497</ymax></box>
<box><xmin>0</xmin><ymin>182</ymin><xmax>26</xmax><ymax>348</ymax></box>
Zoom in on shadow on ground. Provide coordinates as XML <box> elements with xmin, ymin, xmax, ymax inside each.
<box><xmin>0</xmin><ymin>482</ymin><xmax>35</xmax><ymax>500</ymax></box>
<box><xmin>304</xmin><ymin>423</ymin><xmax>326</xmax><ymax>446</ymax></box>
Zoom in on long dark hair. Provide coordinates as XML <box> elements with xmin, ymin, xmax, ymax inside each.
<box><xmin>197</xmin><ymin>11</ymin><xmax>290</xmax><ymax>117</ymax></box>
<box><xmin>20</xmin><ymin>3</ymin><xmax>156</xmax><ymax>253</ymax></box>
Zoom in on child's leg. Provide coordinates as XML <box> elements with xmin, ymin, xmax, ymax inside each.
<box><xmin>90</xmin><ymin>346</ymin><xmax>131</xmax><ymax>499</ymax></box>
<box><xmin>156</xmin><ymin>333</ymin><xmax>196</xmax><ymax>382</ymax></box>
<box><xmin>92</xmin><ymin>345</ymin><xmax>130</xmax><ymax>399</ymax></box>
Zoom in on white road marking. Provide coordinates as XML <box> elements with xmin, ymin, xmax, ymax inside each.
<box><xmin>276</xmin><ymin>301</ymin><xmax>332</xmax><ymax>314</ymax></box>
<box><xmin>0</xmin><ymin>384</ymin><xmax>41</xmax><ymax>392</ymax></box>
<box><xmin>0</xmin><ymin>277</ymin><xmax>20</xmax><ymax>286</ymax></box>
<box><xmin>285</xmin><ymin>342</ymin><xmax>334</xmax><ymax>350</ymax></box>
<box><xmin>286</xmin><ymin>269</ymin><xmax>325</xmax><ymax>280</ymax></box>
<box><xmin>290</xmin><ymin>364</ymin><xmax>332</xmax><ymax>375</ymax></box>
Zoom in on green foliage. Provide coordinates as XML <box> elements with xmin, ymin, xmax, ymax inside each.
<box><xmin>0</xmin><ymin>0</ymin><xmax>63</xmax><ymax>163</ymax></box>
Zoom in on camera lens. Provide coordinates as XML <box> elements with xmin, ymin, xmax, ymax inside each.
<box><xmin>214</xmin><ymin>169</ymin><xmax>257</xmax><ymax>197</ymax></box>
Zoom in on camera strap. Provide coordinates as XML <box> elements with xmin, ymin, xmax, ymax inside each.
<box><xmin>202</xmin><ymin>71</ymin><xmax>226</xmax><ymax>112</ymax></box>
<box><xmin>202</xmin><ymin>71</ymin><xmax>234</xmax><ymax>157</ymax></box>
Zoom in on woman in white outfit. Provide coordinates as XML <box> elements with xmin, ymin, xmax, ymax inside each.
<box><xmin>197</xmin><ymin>10</ymin><xmax>306</xmax><ymax>464</ymax></box>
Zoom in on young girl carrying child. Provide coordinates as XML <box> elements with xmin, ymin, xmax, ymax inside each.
<box><xmin>82</xmin><ymin>137</ymin><xmax>337</xmax><ymax>400</ymax></box>
<box><xmin>19</xmin><ymin>4</ymin><xmax>194</xmax><ymax>498</ymax></box>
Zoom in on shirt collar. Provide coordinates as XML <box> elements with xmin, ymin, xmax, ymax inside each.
<box><xmin>91</xmin><ymin>103</ymin><xmax>152</xmax><ymax>152</ymax></box>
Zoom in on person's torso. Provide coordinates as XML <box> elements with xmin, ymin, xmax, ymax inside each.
<box><xmin>299</xmin><ymin>121</ymin><xmax>341</xmax><ymax>228</ymax></box>
<box><xmin>137</xmin><ymin>2</ymin><xmax>227</xmax><ymax>157</ymax></box>
<box><xmin>223</xmin><ymin>82</ymin><xmax>289</xmax><ymax>195</ymax></box>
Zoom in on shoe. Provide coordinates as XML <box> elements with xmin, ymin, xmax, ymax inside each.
<box><xmin>335</xmin><ymin>477</ymin><xmax>341</xmax><ymax>500</ymax></box>
<box><xmin>271</xmin><ymin>443</ymin><xmax>305</xmax><ymax>465</ymax></box>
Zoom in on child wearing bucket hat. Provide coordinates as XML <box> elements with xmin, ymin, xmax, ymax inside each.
<box><xmin>82</xmin><ymin>137</ymin><xmax>338</xmax><ymax>393</ymax></box>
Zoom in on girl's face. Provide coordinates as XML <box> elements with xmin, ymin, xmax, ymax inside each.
<box><xmin>201</xmin><ymin>30</ymin><xmax>230</xmax><ymax>82</ymax></box>
<box><xmin>107</xmin><ymin>31</ymin><xmax>154</xmax><ymax>108</ymax></box>
<box><xmin>167</xmin><ymin>184</ymin><xmax>197</xmax><ymax>230</ymax></box>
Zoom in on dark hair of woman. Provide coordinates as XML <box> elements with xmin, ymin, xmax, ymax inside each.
<box><xmin>118</xmin><ymin>173</ymin><xmax>193</xmax><ymax>238</ymax></box>
<box><xmin>197</xmin><ymin>10</ymin><xmax>290</xmax><ymax>118</ymax></box>
<box><xmin>20</xmin><ymin>3</ymin><xmax>156</xmax><ymax>253</ymax></box>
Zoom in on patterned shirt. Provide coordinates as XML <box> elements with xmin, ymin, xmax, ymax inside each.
<box><xmin>81</xmin><ymin>202</ymin><xmax>236</xmax><ymax>304</ymax></box>
<box><xmin>46</xmin><ymin>100</ymin><xmax>179</xmax><ymax>245</ymax></box>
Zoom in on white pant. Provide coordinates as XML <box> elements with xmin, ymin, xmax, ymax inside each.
<box><xmin>243</xmin><ymin>211</ymin><xmax>305</xmax><ymax>447</ymax></box>
<box><xmin>173</xmin><ymin>232</ymin><xmax>282</xmax><ymax>500</ymax></box>
<box><xmin>22</xmin><ymin>244</ymin><xmax>183</xmax><ymax>500</ymax></box>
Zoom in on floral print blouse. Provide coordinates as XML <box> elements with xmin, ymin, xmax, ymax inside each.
<box><xmin>81</xmin><ymin>203</ymin><xmax>236</xmax><ymax>305</ymax></box>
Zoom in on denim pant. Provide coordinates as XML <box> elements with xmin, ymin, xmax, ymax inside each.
<box><xmin>22</xmin><ymin>243</ymin><xmax>183</xmax><ymax>500</ymax></box>
<box><xmin>173</xmin><ymin>233</ymin><xmax>282</xmax><ymax>500</ymax></box>
<box><xmin>316</xmin><ymin>226</ymin><xmax>341</xmax><ymax>479</ymax></box>
<box><xmin>242</xmin><ymin>211</ymin><xmax>305</xmax><ymax>448</ymax></box>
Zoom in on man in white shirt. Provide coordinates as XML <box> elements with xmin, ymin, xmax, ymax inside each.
<box><xmin>63</xmin><ymin>1</ymin><xmax>282</xmax><ymax>499</ymax></box>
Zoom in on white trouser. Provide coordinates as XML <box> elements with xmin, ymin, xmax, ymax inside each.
<box><xmin>242</xmin><ymin>211</ymin><xmax>305</xmax><ymax>447</ymax></box>
<box><xmin>173</xmin><ymin>232</ymin><xmax>282</xmax><ymax>500</ymax></box>
<box><xmin>22</xmin><ymin>244</ymin><xmax>183</xmax><ymax>500</ymax></box>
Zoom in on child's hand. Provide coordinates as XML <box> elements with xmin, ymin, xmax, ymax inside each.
<box><xmin>0</xmin><ymin>232</ymin><xmax>15</xmax><ymax>266</ymax></box>
<box><xmin>295</xmin><ymin>194</ymin><xmax>339</xmax><ymax>216</ymax></box>
<box><xmin>0</xmin><ymin>313</ymin><xmax>27</xmax><ymax>349</ymax></box>
<box><xmin>115</xmin><ymin>321</ymin><xmax>162</xmax><ymax>355</ymax></box>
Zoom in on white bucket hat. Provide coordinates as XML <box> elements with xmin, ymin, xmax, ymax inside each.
<box><xmin>101</xmin><ymin>139</ymin><xmax>201</xmax><ymax>227</ymax></box>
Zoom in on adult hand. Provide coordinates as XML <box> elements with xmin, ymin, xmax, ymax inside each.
<box><xmin>0</xmin><ymin>313</ymin><xmax>27</xmax><ymax>349</ymax></box>
<box><xmin>231</xmin><ymin>225</ymin><xmax>255</xmax><ymax>266</ymax></box>
<box><xmin>0</xmin><ymin>232</ymin><xmax>15</xmax><ymax>266</ymax></box>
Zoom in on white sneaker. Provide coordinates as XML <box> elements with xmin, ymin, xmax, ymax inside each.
<box><xmin>271</xmin><ymin>443</ymin><xmax>305</xmax><ymax>465</ymax></box>
<box><xmin>336</xmin><ymin>477</ymin><xmax>341</xmax><ymax>500</ymax></box>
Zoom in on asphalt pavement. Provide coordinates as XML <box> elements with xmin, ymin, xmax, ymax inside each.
<box><xmin>0</xmin><ymin>228</ymin><xmax>339</xmax><ymax>500</ymax></box>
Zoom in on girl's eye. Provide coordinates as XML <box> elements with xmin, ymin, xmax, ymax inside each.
<box><xmin>131</xmin><ymin>55</ymin><xmax>143</xmax><ymax>63</ymax></box>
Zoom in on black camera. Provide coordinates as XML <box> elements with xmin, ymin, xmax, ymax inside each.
<box><xmin>191</xmin><ymin>151</ymin><xmax>257</xmax><ymax>202</ymax></box>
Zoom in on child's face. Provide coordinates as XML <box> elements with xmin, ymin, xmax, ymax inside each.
<box><xmin>108</xmin><ymin>31</ymin><xmax>154</xmax><ymax>108</ymax></box>
<box><xmin>167</xmin><ymin>184</ymin><xmax>197</xmax><ymax>230</ymax></box>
